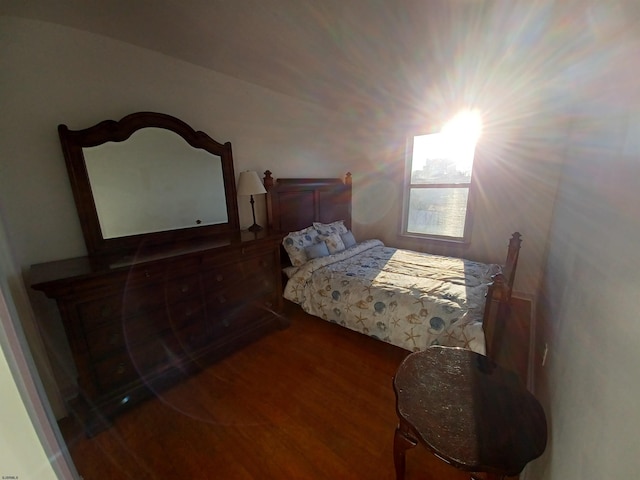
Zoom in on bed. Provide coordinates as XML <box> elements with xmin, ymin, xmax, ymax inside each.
<box><xmin>263</xmin><ymin>171</ymin><xmax>521</xmax><ymax>359</ymax></box>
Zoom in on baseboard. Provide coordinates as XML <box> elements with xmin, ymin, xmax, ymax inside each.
<box><xmin>511</xmin><ymin>292</ymin><xmax>538</xmax><ymax>480</ymax></box>
<box><xmin>511</xmin><ymin>291</ymin><xmax>537</xmax><ymax>393</ymax></box>
<box><xmin>511</xmin><ymin>290</ymin><xmax>535</xmax><ymax>303</ymax></box>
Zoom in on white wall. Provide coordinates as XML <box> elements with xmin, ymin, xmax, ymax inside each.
<box><xmin>529</xmin><ymin>8</ymin><xmax>640</xmax><ymax>479</ymax></box>
<box><xmin>0</xmin><ymin>204</ymin><xmax>76</xmax><ymax>478</ymax></box>
<box><xmin>0</xmin><ymin>298</ymin><xmax>66</xmax><ymax>480</ymax></box>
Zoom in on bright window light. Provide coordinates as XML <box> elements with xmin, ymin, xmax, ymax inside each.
<box><xmin>403</xmin><ymin>110</ymin><xmax>482</xmax><ymax>241</ymax></box>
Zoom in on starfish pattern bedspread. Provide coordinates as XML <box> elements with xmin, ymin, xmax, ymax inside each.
<box><xmin>283</xmin><ymin>239</ymin><xmax>501</xmax><ymax>354</ymax></box>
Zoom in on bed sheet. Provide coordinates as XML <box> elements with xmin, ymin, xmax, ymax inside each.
<box><xmin>283</xmin><ymin>239</ymin><xmax>501</xmax><ymax>354</ymax></box>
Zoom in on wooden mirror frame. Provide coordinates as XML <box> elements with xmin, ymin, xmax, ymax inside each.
<box><xmin>59</xmin><ymin>112</ymin><xmax>240</xmax><ymax>258</ymax></box>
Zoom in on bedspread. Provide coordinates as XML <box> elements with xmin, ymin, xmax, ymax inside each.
<box><xmin>283</xmin><ymin>239</ymin><xmax>501</xmax><ymax>354</ymax></box>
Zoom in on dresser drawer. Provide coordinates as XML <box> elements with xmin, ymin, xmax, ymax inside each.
<box><xmin>85</xmin><ymin>309</ymin><xmax>168</xmax><ymax>360</ymax></box>
<box><xmin>204</xmin><ymin>284</ymin><xmax>240</xmax><ymax>311</ymax></box>
<box><xmin>238</xmin><ymin>241</ymin><xmax>274</xmax><ymax>259</ymax></box>
<box><xmin>93</xmin><ymin>336</ymin><xmax>178</xmax><ymax>393</ymax></box>
<box><xmin>173</xmin><ymin>320</ymin><xmax>214</xmax><ymax>353</ymax></box>
<box><xmin>93</xmin><ymin>353</ymin><xmax>139</xmax><ymax>392</ymax></box>
<box><xmin>215</xmin><ymin>293</ymin><xmax>279</xmax><ymax>333</ymax></box>
<box><xmin>200</xmin><ymin>262</ymin><xmax>243</xmax><ymax>288</ymax></box>
<box><xmin>200</xmin><ymin>252</ymin><xmax>274</xmax><ymax>287</ymax></box>
<box><xmin>236</xmin><ymin>253</ymin><xmax>275</xmax><ymax>276</ymax></box>
<box><xmin>122</xmin><ymin>285</ymin><xmax>170</xmax><ymax>316</ymax></box>
<box><xmin>125</xmin><ymin>262</ymin><xmax>168</xmax><ymax>287</ymax></box>
<box><xmin>167</xmin><ymin>298</ymin><xmax>206</xmax><ymax>331</ymax></box>
<box><xmin>77</xmin><ymin>294</ymin><xmax>123</xmax><ymax>332</ymax></box>
<box><xmin>164</xmin><ymin>275</ymin><xmax>202</xmax><ymax>303</ymax></box>
<box><xmin>202</xmin><ymin>263</ymin><xmax>275</xmax><ymax>305</ymax></box>
<box><xmin>78</xmin><ymin>284</ymin><xmax>168</xmax><ymax>333</ymax></box>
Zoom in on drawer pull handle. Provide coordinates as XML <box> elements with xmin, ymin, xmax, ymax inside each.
<box><xmin>115</xmin><ymin>363</ymin><xmax>126</xmax><ymax>375</ymax></box>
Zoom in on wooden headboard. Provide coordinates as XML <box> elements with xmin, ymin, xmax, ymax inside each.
<box><xmin>264</xmin><ymin>171</ymin><xmax>352</xmax><ymax>234</ymax></box>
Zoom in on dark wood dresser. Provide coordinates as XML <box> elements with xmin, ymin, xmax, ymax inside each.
<box><xmin>31</xmin><ymin>231</ymin><xmax>285</xmax><ymax>435</ymax></box>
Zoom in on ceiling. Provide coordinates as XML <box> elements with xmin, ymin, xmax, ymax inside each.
<box><xmin>4</xmin><ymin>1</ymin><xmax>639</xmax><ymax>118</ymax></box>
<box><xmin>0</xmin><ymin>0</ymin><xmax>472</xmax><ymax>115</ymax></box>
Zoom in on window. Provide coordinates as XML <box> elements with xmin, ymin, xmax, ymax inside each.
<box><xmin>402</xmin><ymin>111</ymin><xmax>481</xmax><ymax>243</ymax></box>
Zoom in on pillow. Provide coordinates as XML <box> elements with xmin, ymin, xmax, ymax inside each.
<box><xmin>305</xmin><ymin>241</ymin><xmax>330</xmax><ymax>260</ymax></box>
<box><xmin>282</xmin><ymin>226</ymin><xmax>321</xmax><ymax>267</ymax></box>
<box><xmin>322</xmin><ymin>232</ymin><xmax>345</xmax><ymax>254</ymax></box>
<box><xmin>340</xmin><ymin>230</ymin><xmax>356</xmax><ymax>249</ymax></box>
<box><xmin>282</xmin><ymin>265</ymin><xmax>299</xmax><ymax>279</ymax></box>
<box><xmin>313</xmin><ymin>220</ymin><xmax>348</xmax><ymax>237</ymax></box>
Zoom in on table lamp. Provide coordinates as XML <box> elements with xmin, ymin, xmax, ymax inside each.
<box><xmin>237</xmin><ymin>170</ymin><xmax>267</xmax><ymax>232</ymax></box>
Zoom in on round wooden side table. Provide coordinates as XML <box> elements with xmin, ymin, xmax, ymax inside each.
<box><xmin>393</xmin><ymin>346</ymin><xmax>547</xmax><ymax>480</ymax></box>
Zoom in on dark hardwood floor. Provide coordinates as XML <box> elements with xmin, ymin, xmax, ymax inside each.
<box><xmin>59</xmin><ymin>299</ymin><xmax>531</xmax><ymax>480</ymax></box>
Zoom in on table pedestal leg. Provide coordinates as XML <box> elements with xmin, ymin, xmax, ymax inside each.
<box><xmin>393</xmin><ymin>424</ymin><xmax>417</xmax><ymax>480</ymax></box>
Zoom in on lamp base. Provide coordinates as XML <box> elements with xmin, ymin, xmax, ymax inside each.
<box><xmin>248</xmin><ymin>223</ymin><xmax>263</xmax><ymax>232</ymax></box>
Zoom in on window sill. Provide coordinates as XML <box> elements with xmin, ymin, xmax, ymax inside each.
<box><xmin>396</xmin><ymin>233</ymin><xmax>471</xmax><ymax>256</ymax></box>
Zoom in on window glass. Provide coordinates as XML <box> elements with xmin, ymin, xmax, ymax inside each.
<box><xmin>406</xmin><ymin>187</ymin><xmax>469</xmax><ymax>238</ymax></box>
<box><xmin>402</xmin><ymin>110</ymin><xmax>480</xmax><ymax>242</ymax></box>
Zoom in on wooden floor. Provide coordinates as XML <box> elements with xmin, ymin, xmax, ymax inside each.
<box><xmin>59</xmin><ymin>299</ymin><xmax>531</xmax><ymax>480</ymax></box>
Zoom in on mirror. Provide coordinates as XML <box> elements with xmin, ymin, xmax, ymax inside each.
<box><xmin>59</xmin><ymin>112</ymin><xmax>240</xmax><ymax>257</ymax></box>
<box><xmin>83</xmin><ymin>128</ymin><xmax>228</xmax><ymax>239</ymax></box>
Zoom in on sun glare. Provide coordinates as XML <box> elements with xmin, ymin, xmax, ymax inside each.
<box><xmin>440</xmin><ymin>110</ymin><xmax>482</xmax><ymax>173</ymax></box>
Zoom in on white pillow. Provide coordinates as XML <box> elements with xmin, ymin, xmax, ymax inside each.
<box><xmin>282</xmin><ymin>226</ymin><xmax>321</xmax><ymax>267</ymax></box>
<box><xmin>313</xmin><ymin>220</ymin><xmax>348</xmax><ymax>237</ymax></box>
<box><xmin>323</xmin><ymin>232</ymin><xmax>345</xmax><ymax>254</ymax></box>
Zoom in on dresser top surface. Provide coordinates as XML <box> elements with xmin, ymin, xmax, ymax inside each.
<box><xmin>30</xmin><ymin>230</ymin><xmax>281</xmax><ymax>289</ymax></box>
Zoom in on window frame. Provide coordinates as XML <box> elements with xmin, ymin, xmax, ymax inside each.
<box><xmin>400</xmin><ymin>133</ymin><xmax>478</xmax><ymax>246</ymax></box>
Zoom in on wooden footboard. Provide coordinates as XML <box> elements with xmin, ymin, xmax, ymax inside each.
<box><xmin>483</xmin><ymin>232</ymin><xmax>522</xmax><ymax>360</ymax></box>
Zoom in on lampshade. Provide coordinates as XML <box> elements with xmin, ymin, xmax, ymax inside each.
<box><xmin>237</xmin><ymin>170</ymin><xmax>267</xmax><ymax>196</ymax></box>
